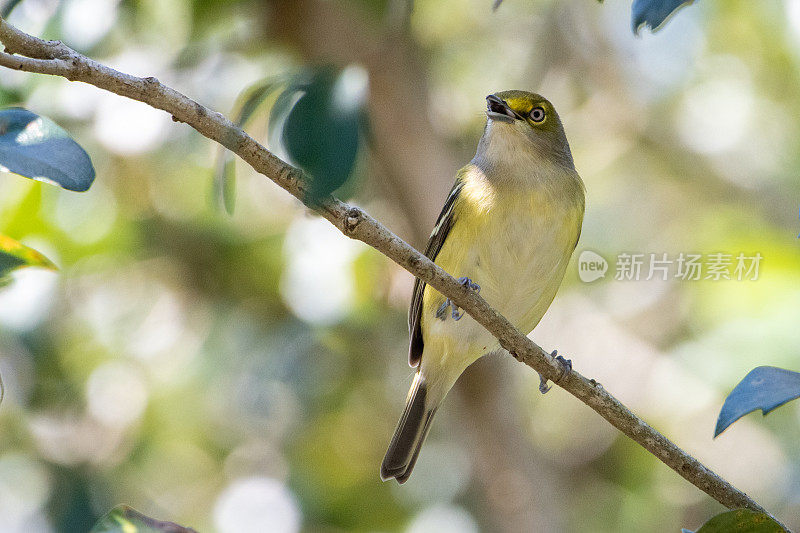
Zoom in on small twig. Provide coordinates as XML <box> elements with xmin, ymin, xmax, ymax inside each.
<box><xmin>0</xmin><ymin>17</ymin><xmax>785</xmax><ymax>528</ymax></box>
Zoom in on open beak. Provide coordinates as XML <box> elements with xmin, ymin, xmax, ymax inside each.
<box><xmin>486</xmin><ymin>94</ymin><xmax>521</xmax><ymax>123</ymax></box>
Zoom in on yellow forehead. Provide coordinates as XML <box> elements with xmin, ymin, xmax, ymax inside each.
<box><xmin>505</xmin><ymin>97</ymin><xmax>535</xmax><ymax>115</ymax></box>
<box><xmin>493</xmin><ymin>90</ymin><xmax>550</xmax><ymax>116</ymax></box>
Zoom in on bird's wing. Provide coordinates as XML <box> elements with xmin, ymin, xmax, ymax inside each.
<box><xmin>408</xmin><ymin>177</ymin><xmax>464</xmax><ymax>367</ymax></box>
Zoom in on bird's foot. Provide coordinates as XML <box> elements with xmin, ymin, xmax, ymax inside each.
<box><xmin>538</xmin><ymin>350</ymin><xmax>572</xmax><ymax>394</ymax></box>
<box><xmin>457</xmin><ymin>276</ymin><xmax>481</xmax><ymax>293</ymax></box>
<box><xmin>451</xmin><ymin>277</ymin><xmax>480</xmax><ymax>320</ymax></box>
<box><xmin>538</xmin><ymin>372</ymin><xmax>551</xmax><ymax>394</ymax></box>
<box><xmin>435</xmin><ymin>277</ymin><xmax>480</xmax><ymax>321</ymax></box>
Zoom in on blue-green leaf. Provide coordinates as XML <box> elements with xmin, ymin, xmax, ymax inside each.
<box><xmin>90</xmin><ymin>505</ymin><xmax>197</xmax><ymax>533</ymax></box>
<box><xmin>0</xmin><ymin>108</ymin><xmax>95</xmax><ymax>192</ymax></box>
<box><xmin>715</xmin><ymin>366</ymin><xmax>800</xmax><ymax>437</ymax></box>
<box><xmin>683</xmin><ymin>509</ymin><xmax>786</xmax><ymax>533</ymax></box>
<box><xmin>632</xmin><ymin>0</ymin><xmax>695</xmax><ymax>34</ymax></box>
<box><xmin>278</xmin><ymin>66</ymin><xmax>367</xmax><ymax>205</ymax></box>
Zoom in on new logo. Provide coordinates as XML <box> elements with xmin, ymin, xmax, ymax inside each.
<box><xmin>578</xmin><ymin>250</ymin><xmax>608</xmax><ymax>283</ymax></box>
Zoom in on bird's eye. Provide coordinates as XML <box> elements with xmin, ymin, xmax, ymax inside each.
<box><xmin>530</xmin><ymin>107</ymin><xmax>546</xmax><ymax>123</ymax></box>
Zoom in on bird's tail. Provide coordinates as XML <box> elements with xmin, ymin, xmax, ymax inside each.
<box><xmin>381</xmin><ymin>372</ymin><xmax>438</xmax><ymax>484</ymax></box>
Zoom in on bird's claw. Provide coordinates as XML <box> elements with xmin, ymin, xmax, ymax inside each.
<box><xmin>436</xmin><ymin>277</ymin><xmax>480</xmax><ymax>321</ymax></box>
<box><xmin>538</xmin><ymin>350</ymin><xmax>572</xmax><ymax>394</ymax></box>
<box><xmin>436</xmin><ymin>298</ymin><xmax>466</xmax><ymax>320</ymax></box>
<box><xmin>555</xmin><ymin>354</ymin><xmax>572</xmax><ymax>378</ymax></box>
<box><xmin>457</xmin><ymin>277</ymin><xmax>481</xmax><ymax>293</ymax></box>
<box><xmin>538</xmin><ymin>373</ymin><xmax>552</xmax><ymax>394</ymax></box>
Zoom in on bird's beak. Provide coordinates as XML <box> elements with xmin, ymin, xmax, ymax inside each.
<box><xmin>486</xmin><ymin>94</ymin><xmax>521</xmax><ymax>123</ymax></box>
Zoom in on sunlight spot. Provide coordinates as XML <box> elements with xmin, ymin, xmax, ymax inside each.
<box><xmin>787</xmin><ymin>0</ymin><xmax>800</xmax><ymax>45</ymax></box>
<box><xmin>58</xmin><ymin>82</ymin><xmax>101</xmax><ymax>120</ymax></box>
<box><xmin>86</xmin><ymin>361</ymin><xmax>148</xmax><ymax>429</ymax></box>
<box><xmin>406</xmin><ymin>505</ymin><xmax>479</xmax><ymax>533</ymax></box>
<box><xmin>61</xmin><ymin>0</ymin><xmax>120</xmax><ymax>50</ymax></box>
<box><xmin>0</xmin><ymin>267</ymin><xmax>58</xmax><ymax>331</ymax></box>
<box><xmin>281</xmin><ymin>216</ymin><xmax>364</xmax><ymax>325</ymax></box>
<box><xmin>678</xmin><ymin>62</ymin><xmax>754</xmax><ymax>154</ymax></box>
<box><xmin>14</xmin><ymin>118</ymin><xmax>47</xmax><ymax>145</ymax></box>
<box><xmin>94</xmin><ymin>93</ymin><xmax>170</xmax><ymax>155</ymax></box>
<box><xmin>0</xmin><ymin>453</ymin><xmax>51</xmax><ymax>532</ymax></box>
<box><xmin>332</xmin><ymin>65</ymin><xmax>369</xmax><ymax>113</ymax></box>
<box><xmin>214</xmin><ymin>477</ymin><xmax>301</xmax><ymax>533</ymax></box>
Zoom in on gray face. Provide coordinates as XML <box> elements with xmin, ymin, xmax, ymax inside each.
<box><xmin>478</xmin><ymin>92</ymin><xmax>576</xmax><ymax>172</ymax></box>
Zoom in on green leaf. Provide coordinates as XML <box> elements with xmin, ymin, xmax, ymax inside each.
<box><xmin>277</xmin><ymin>66</ymin><xmax>367</xmax><ymax>205</ymax></box>
<box><xmin>683</xmin><ymin>509</ymin><xmax>786</xmax><ymax>533</ymax></box>
<box><xmin>0</xmin><ymin>233</ymin><xmax>56</xmax><ymax>283</ymax></box>
<box><xmin>632</xmin><ymin>0</ymin><xmax>696</xmax><ymax>34</ymax></box>
<box><xmin>213</xmin><ymin>79</ymin><xmax>283</xmax><ymax>214</ymax></box>
<box><xmin>0</xmin><ymin>108</ymin><xmax>95</xmax><ymax>192</ymax></box>
<box><xmin>90</xmin><ymin>505</ymin><xmax>197</xmax><ymax>533</ymax></box>
<box><xmin>714</xmin><ymin>366</ymin><xmax>800</xmax><ymax>437</ymax></box>
<box><xmin>236</xmin><ymin>80</ymin><xmax>283</xmax><ymax>127</ymax></box>
<box><xmin>213</xmin><ymin>149</ymin><xmax>237</xmax><ymax>214</ymax></box>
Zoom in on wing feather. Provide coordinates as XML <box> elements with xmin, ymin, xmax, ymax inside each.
<box><xmin>408</xmin><ymin>177</ymin><xmax>464</xmax><ymax>367</ymax></box>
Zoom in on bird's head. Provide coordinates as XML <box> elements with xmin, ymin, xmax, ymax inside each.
<box><xmin>479</xmin><ymin>90</ymin><xmax>574</xmax><ymax>171</ymax></box>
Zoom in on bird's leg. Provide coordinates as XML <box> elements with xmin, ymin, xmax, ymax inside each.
<box><xmin>538</xmin><ymin>349</ymin><xmax>572</xmax><ymax>394</ymax></box>
<box><xmin>451</xmin><ymin>277</ymin><xmax>480</xmax><ymax>321</ymax></box>
<box><xmin>435</xmin><ymin>300</ymin><xmax>449</xmax><ymax>320</ymax></box>
<box><xmin>435</xmin><ymin>277</ymin><xmax>481</xmax><ymax>321</ymax></box>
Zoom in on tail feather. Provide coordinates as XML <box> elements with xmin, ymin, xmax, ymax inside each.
<box><xmin>381</xmin><ymin>373</ymin><xmax>438</xmax><ymax>483</ymax></box>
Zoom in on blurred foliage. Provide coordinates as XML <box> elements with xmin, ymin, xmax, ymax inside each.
<box><xmin>0</xmin><ymin>108</ymin><xmax>95</xmax><ymax>192</ymax></box>
<box><xmin>215</xmin><ymin>65</ymin><xmax>367</xmax><ymax>210</ymax></box>
<box><xmin>496</xmin><ymin>0</ymin><xmax>698</xmax><ymax>33</ymax></box>
<box><xmin>90</xmin><ymin>505</ymin><xmax>196</xmax><ymax>533</ymax></box>
<box><xmin>214</xmin><ymin>78</ymin><xmax>283</xmax><ymax>213</ymax></box>
<box><xmin>1</xmin><ymin>0</ymin><xmax>800</xmax><ymax>532</ymax></box>
<box><xmin>632</xmin><ymin>0</ymin><xmax>697</xmax><ymax>34</ymax></box>
<box><xmin>715</xmin><ymin>366</ymin><xmax>800</xmax><ymax>437</ymax></box>
<box><xmin>0</xmin><ymin>0</ymin><xmax>23</xmax><ymax>18</ymax></box>
<box><xmin>682</xmin><ymin>509</ymin><xmax>786</xmax><ymax>533</ymax></box>
<box><xmin>0</xmin><ymin>233</ymin><xmax>56</xmax><ymax>283</ymax></box>
<box><xmin>270</xmin><ymin>66</ymin><xmax>367</xmax><ymax>205</ymax></box>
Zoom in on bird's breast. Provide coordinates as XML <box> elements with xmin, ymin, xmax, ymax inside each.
<box><xmin>469</xmin><ymin>201</ymin><xmax>569</xmax><ymax>321</ymax></box>
<box><xmin>430</xmin><ymin>174</ymin><xmax>582</xmax><ymax>329</ymax></box>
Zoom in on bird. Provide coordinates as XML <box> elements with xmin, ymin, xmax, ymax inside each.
<box><xmin>380</xmin><ymin>91</ymin><xmax>585</xmax><ymax>484</ymax></box>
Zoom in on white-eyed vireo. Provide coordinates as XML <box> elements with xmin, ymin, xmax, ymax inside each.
<box><xmin>381</xmin><ymin>91</ymin><xmax>585</xmax><ymax>483</ymax></box>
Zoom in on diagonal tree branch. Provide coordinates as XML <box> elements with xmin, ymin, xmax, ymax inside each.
<box><xmin>0</xmin><ymin>17</ymin><xmax>785</xmax><ymax>528</ymax></box>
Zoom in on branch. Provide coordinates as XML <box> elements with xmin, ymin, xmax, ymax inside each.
<box><xmin>0</xmin><ymin>18</ymin><xmax>783</xmax><ymax>527</ymax></box>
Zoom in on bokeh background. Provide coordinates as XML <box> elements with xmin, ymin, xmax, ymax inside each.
<box><xmin>2</xmin><ymin>0</ymin><xmax>800</xmax><ymax>531</ymax></box>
